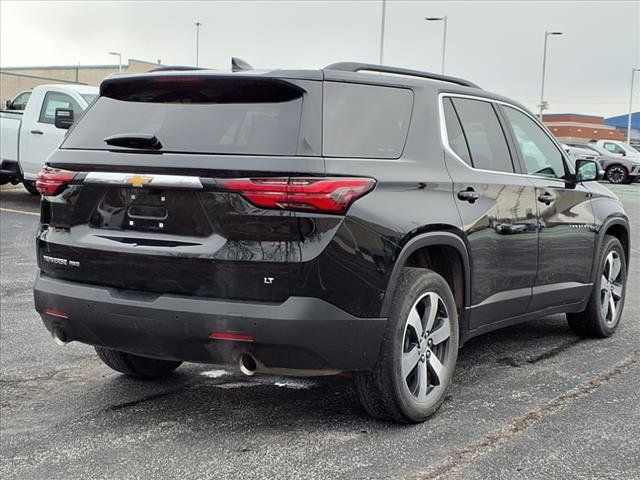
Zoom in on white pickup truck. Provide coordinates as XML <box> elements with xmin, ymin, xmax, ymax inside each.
<box><xmin>1</xmin><ymin>84</ymin><xmax>98</xmax><ymax>193</ymax></box>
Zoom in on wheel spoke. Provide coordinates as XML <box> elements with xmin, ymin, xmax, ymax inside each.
<box><xmin>611</xmin><ymin>283</ymin><xmax>623</xmax><ymax>299</ymax></box>
<box><xmin>423</xmin><ymin>292</ymin><xmax>439</xmax><ymax>333</ymax></box>
<box><xmin>429</xmin><ymin>318</ymin><xmax>450</xmax><ymax>345</ymax></box>
<box><xmin>601</xmin><ymin>274</ymin><xmax>608</xmax><ymax>290</ymax></box>
<box><xmin>609</xmin><ymin>295</ymin><xmax>617</xmax><ymax>322</ymax></box>
<box><xmin>416</xmin><ymin>361</ymin><xmax>428</xmax><ymax>401</ymax></box>
<box><xmin>601</xmin><ymin>290</ymin><xmax>611</xmax><ymax>318</ymax></box>
<box><xmin>407</xmin><ymin>307</ymin><xmax>423</xmax><ymax>338</ymax></box>
<box><xmin>402</xmin><ymin>346</ymin><xmax>421</xmax><ymax>379</ymax></box>
<box><xmin>609</xmin><ymin>255</ymin><xmax>621</xmax><ymax>282</ymax></box>
<box><xmin>428</xmin><ymin>351</ymin><xmax>446</xmax><ymax>385</ymax></box>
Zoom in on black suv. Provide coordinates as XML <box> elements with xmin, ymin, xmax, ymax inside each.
<box><xmin>34</xmin><ymin>63</ymin><xmax>630</xmax><ymax>423</ymax></box>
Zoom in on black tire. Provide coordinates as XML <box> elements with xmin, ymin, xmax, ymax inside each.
<box><xmin>23</xmin><ymin>180</ymin><xmax>40</xmax><ymax>196</ymax></box>
<box><xmin>94</xmin><ymin>346</ymin><xmax>182</xmax><ymax>379</ymax></box>
<box><xmin>353</xmin><ymin>268</ymin><xmax>459</xmax><ymax>423</ymax></box>
<box><xmin>567</xmin><ymin>236</ymin><xmax>627</xmax><ymax>338</ymax></box>
<box><xmin>605</xmin><ymin>165</ymin><xmax>628</xmax><ymax>184</ymax></box>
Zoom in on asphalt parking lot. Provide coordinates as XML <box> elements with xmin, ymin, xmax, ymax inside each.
<box><xmin>1</xmin><ymin>183</ymin><xmax>638</xmax><ymax>480</ymax></box>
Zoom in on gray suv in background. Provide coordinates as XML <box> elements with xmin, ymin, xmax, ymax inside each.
<box><xmin>567</xmin><ymin>143</ymin><xmax>640</xmax><ymax>184</ymax></box>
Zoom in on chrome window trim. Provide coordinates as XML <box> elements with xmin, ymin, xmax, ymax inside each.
<box><xmin>438</xmin><ymin>92</ymin><xmax>570</xmax><ymax>181</ymax></box>
<box><xmin>84</xmin><ymin>172</ymin><xmax>203</xmax><ymax>189</ymax></box>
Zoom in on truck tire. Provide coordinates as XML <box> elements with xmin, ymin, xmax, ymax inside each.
<box><xmin>353</xmin><ymin>268</ymin><xmax>459</xmax><ymax>423</ymax></box>
<box><xmin>23</xmin><ymin>180</ymin><xmax>40</xmax><ymax>196</ymax></box>
<box><xmin>567</xmin><ymin>236</ymin><xmax>627</xmax><ymax>338</ymax></box>
<box><xmin>94</xmin><ymin>346</ymin><xmax>182</xmax><ymax>379</ymax></box>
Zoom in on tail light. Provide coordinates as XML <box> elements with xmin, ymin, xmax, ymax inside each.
<box><xmin>36</xmin><ymin>167</ymin><xmax>77</xmax><ymax>196</ymax></box>
<box><xmin>221</xmin><ymin>177</ymin><xmax>376</xmax><ymax>213</ymax></box>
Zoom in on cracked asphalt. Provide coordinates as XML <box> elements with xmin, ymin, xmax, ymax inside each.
<box><xmin>1</xmin><ymin>183</ymin><xmax>638</xmax><ymax>480</ymax></box>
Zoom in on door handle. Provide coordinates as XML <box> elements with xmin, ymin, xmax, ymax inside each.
<box><xmin>537</xmin><ymin>192</ymin><xmax>554</xmax><ymax>205</ymax></box>
<box><xmin>457</xmin><ymin>188</ymin><xmax>480</xmax><ymax>203</ymax></box>
<box><xmin>30</xmin><ymin>130</ymin><xmax>43</xmax><ymax>135</ymax></box>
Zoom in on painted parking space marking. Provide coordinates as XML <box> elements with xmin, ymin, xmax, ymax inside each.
<box><xmin>0</xmin><ymin>207</ymin><xmax>39</xmax><ymax>217</ymax></box>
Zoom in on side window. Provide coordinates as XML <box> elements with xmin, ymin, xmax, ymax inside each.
<box><xmin>603</xmin><ymin>142</ymin><xmax>623</xmax><ymax>155</ymax></box>
<box><xmin>11</xmin><ymin>92</ymin><xmax>31</xmax><ymax>110</ymax></box>
<box><xmin>323</xmin><ymin>82</ymin><xmax>413</xmax><ymax>159</ymax></box>
<box><xmin>443</xmin><ymin>98</ymin><xmax>472</xmax><ymax>166</ymax></box>
<box><xmin>451</xmin><ymin>98</ymin><xmax>514</xmax><ymax>173</ymax></box>
<box><xmin>502</xmin><ymin>106</ymin><xmax>566</xmax><ymax>178</ymax></box>
<box><xmin>38</xmin><ymin>92</ymin><xmax>82</xmax><ymax>125</ymax></box>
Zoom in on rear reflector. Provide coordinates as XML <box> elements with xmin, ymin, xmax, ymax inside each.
<box><xmin>221</xmin><ymin>177</ymin><xmax>375</xmax><ymax>213</ymax></box>
<box><xmin>209</xmin><ymin>332</ymin><xmax>255</xmax><ymax>342</ymax></box>
<box><xmin>36</xmin><ymin>167</ymin><xmax>77</xmax><ymax>196</ymax></box>
<box><xmin>44</xmin><ymin>308</ymin><xmax>69</xmax><ymax>319</ymax></box>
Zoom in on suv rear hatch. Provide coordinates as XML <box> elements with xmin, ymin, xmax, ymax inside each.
<box><xmin>38</xmin><ymin>73</ymin><xmax>373</xmax><ymax>303</ymax></box>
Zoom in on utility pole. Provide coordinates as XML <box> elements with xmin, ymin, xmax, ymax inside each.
<box><xmin>627</xmin><ymin>68</ymin><xmax>640</xmax><ymax>143</ymax></box>
<box><xmin>425</xmin><ymin>16</ymin><xmax>448</xmax><ymax>74</ymax></box>
<box><xmin>379</xmin><ymin>0</ymin><xmax>386</xmax><ymax>64</ymax></box>
<box><xmin>539</xmin><ymin>31</ymin><xmax>563</xmax><ymax>119</ymax></box>
<box><xmin>194</xmin><ymin>22</ymin><xmax>203</xmax><ymax>67</ymax></box>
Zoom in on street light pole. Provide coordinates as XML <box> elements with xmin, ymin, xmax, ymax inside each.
<box><xmin>108</xmin><ymin>52</ymin><xmax>122</xmax><ymax>72</ymax></box>
<box><xmin>627</xmin><ymin>68</ymin><xmax>640</xmax><ymax>144</ymax></box>
<box><xmin>425</xmin><ymin>16</ymin><xmax>448</xmax><ymax>74</ymax></box>
<box><xmin>194</xmin><ymin>21</ymin><xmax>203</xmax><ymax>68</ymax></box>
<box><xmin>379</xmin><ymin>0</ymin><xmax>386</xmax><ymax>64</ymax></box>
<box><xmin>539</xmin><ymin>31</ymin><xmax>563</xmax><ymax>119</ymax></box>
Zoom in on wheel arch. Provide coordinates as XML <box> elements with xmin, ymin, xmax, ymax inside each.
<box><xmin>381</xmin><ymin>231</ymin><xmax>471</xmax><ymax>319</ymax></box>
<box><xmin>592</xmin><ymin>217</ymin><xmax>630</xmax><ymax>281</ymax></box>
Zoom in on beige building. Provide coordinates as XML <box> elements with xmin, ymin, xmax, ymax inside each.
<box><xmin>1</xmin><ymin>58</ymin><xmax>161</xmax><ymax>104</ymax></box>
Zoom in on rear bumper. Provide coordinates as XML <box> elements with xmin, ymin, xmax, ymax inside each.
<box><xmin>34</xmin><ymin>274</ymin><xmax>386</xmax><ymax>372</ymax></box>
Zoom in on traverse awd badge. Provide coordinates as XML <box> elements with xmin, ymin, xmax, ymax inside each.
<box><xmin>42</xmin><ymin>255</ymin><xmax>80</xmax><ymax>268</ymax></box>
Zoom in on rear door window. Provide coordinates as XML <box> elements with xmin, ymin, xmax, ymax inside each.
<box><xmin>451</xmin><ymin>98</ymin><xmax>514</xmax><ymax>173</ymax></box>
<box><xmin>442</xmin><ymin>98</ymin><xmax>472</xmax><ymax>166</ymax></box>
<box><xmin>323</xmin><ymin>82</ymin><xmax>413</xmax><ymax>158</ymax></box>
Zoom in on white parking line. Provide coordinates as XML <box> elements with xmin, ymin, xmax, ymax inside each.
<box><xmin>0</xmin><ymin>207</ymin><xmax>39</xmax><ymax>217</ymax></box>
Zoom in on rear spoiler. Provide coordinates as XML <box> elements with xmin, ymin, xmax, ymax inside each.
<box><xmin>100</xmin><ymin>74</ymin><xmax>306</xmax><ymax>103</ymax></box>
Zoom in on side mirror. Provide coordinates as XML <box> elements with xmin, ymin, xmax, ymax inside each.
<box><xmin>54</xmin><ymin>108</ymin><xmax>74</xmax><ymax>129</ymax></box>
<box><xmin>575</xmin><ymin>159</ymin><xmax>601</xmax><ymax>182</ymax></box>
<box><xmin>5</xmin><ymin>100</ymin><xmax>12</xmax><ymax>110</ymax></box>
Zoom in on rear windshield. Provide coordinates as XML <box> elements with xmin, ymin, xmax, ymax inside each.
<box><xmin>62</xmin><ymin>78</ymin><xmax>304</xmax><ymax>156</ymax></box>
<box><xmin>323</xmin><ymin>82</ymin><xmax>413</xmax><ymax>159</ymax></box>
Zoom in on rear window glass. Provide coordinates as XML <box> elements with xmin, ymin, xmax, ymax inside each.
<box><xmin>62</xmin><ymin>79</ymin><xmax>304</xmax><ymax>156</ymax></box>
<box><xmin>323</xmin><ymin>82</ymin><xmax>412</xmax><ymax>159</ymax></box>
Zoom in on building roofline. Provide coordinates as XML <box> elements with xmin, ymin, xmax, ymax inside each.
<box><xmin>0</xmin><ymin>58</ymin><xmax>160</xmax><ymax>71</ymax></box>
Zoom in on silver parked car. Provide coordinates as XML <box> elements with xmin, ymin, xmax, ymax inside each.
<box><xmin>566</xmin><ymin>143</ymin><xmax>640</xmax><ymax>184</ymax></box>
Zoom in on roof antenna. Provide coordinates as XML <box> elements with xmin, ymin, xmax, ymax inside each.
<box><xmin>231</xmin><ymin>57</ymin><xmax>253</xmax><ymax>72</ymax></box>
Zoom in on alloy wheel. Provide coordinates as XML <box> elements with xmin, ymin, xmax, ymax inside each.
<box><xmin>606</xmin><ymin>166</ymin><xmax>627</xmax><ymax>184</ymax></box>
<box><xmin>401</xmin><ymin>292</ymin><xmax>453</xmax><ymax>402</ymax></box>
<box><xmin>600</xmin><ymin>251</ymin><xmax>623</xmax><ymax>326</ymax></box>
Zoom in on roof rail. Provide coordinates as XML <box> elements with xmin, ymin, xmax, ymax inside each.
<box><xmin>323</xmin><ymin>62</ymin><xmax>481</xmax><ymax>89</ymax></box>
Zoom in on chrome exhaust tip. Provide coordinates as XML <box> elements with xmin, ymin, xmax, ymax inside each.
<box><xmin>52</xmin><ymin>327</ymin><xmax>69</xmax><ymax>346</ymax></box>
<box><xmin>239</xmin><ymin>353</ymin><xmax>257</xmax><ymax>376</ymax></box>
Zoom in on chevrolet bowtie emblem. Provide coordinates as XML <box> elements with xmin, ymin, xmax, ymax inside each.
<box><xmin>125</xmin><ymin>175</ymin><xmax>152</xmax><ymax>188</ymax></box>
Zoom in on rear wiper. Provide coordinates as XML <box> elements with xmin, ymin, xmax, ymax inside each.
<box><xmin>104</xmin><ymin>133</ymin><xmax>162</xmax><ymax>150</ymax></box>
